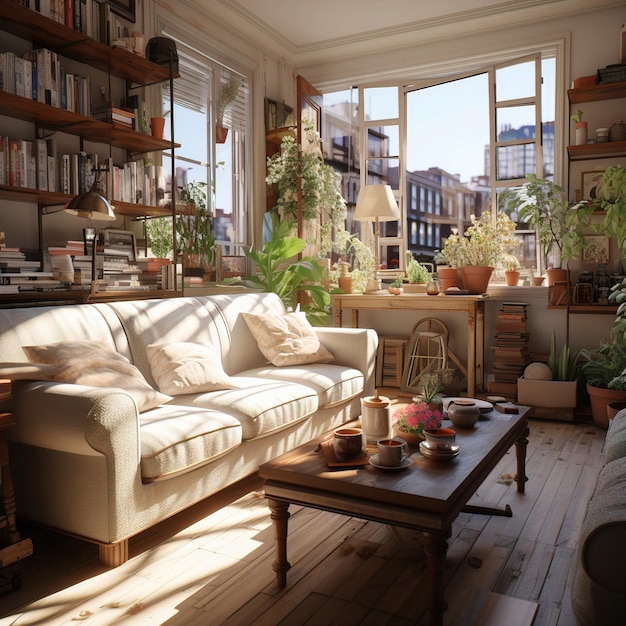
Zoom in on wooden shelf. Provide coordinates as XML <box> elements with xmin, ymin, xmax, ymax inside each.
<box><xmin>548</xmin><ymin>304</ymin><xmax>617</xmax><ymax>314</ymax></box>
<box><xmin>0</xmin><ymin>185</ymin><xmax>173</xmax><ymax>217</ymax></box>
<box><xmin>0</xmin><ymin>289</ymin><xmax>181</xmax><ymax>308</ymax></box>
<box><xmin>567</xmin><ymin>139</ymin><xmax>626</xmax><ymax>160</ymax></box>
<box><xmin>0</xmin><ymin>1</ymin><xmax>178</xmax><ymax>85</ymax></box>
<box><xmin>567</xmin><ymin>81</ymin><xmax>626</xmax><ymax>104</ymax></box>
<box><xmin>0</xmin><ymin>92</ymin><xmax>178</xmax><ymax>153</ymax></box>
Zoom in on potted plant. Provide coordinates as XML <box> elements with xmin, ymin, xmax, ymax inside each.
<box><xmin>391</xmin><ymin>400</ymin><xmax>443</xmax><ymax>445</ymax></box>
<box><xmin>580</xmin><ymin>277</ymin><xmax>626</xmax><ymax>428</ymax></box>
<box><xmin>498</xmin><ymin>174</ymin><xmax>591</xmax><ymax>284</ymax></box>
<box><xmin>176</xmin><ymin>181</ymin><xmax>215</xmax><ymax>279</ymax></box>
<box><xmin>594</xmin><ymin>164</ymin><xmax>626</xmax><ymax>259</ymax></box>
<box><xmin>216</xmin><ymin>73</ymin><xmax>243</xmax><ymax>143</ymax></box>
<box><xmin>388</xmin><ymin>275</ymin><xmax>404</xmax><ymax>295</ymax></box>
<box><xmin>518</xmin><ymin>332</ymin><xmax>579</xmax><ymax>419</ymax></box>
<box><xmin>404</xmin><ymin>250</ymin><xmax>431</xmax><ymax>292</ymax></box>
<box><xmin>571</xmin><ymin>109</ymin><xmax>588</xmax><ymax>145</ymax></box>
<box><xmin>502</xmin><ymin>254</ymin><xmax>521</xmax><ymax>286</ymax></box>
<box><xmin>440</xmin><ymin>211</ymin><xmax>519</xmax><ymax>294</ymax></box>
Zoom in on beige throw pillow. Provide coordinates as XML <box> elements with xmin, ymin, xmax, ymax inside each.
<box><xmin>146</xmin><ymin>341</ymin><xmax>238</xmax><ymax>396</ymax></box>
<box><xmin>23</xmin><ymin>340</ymin><xmax>171</xmax><ymax>412</ymax></box>
<box><xmin>242</xmin><ymin>311</ymin><xmax>334</xmax><ymax>367</ymax></box>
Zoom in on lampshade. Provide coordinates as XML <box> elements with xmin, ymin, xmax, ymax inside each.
<box><xmin>64</xmin><ymin>191</ymin><xmax>116</xmax><ymax>221</ymax></box>
<box><xmin>353</xmin><ymin>184</ymin><xmax>400</xmax><ymax>222</ymax></box>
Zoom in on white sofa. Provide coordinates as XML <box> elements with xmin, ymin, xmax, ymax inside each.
<box><xmin>0</xmin><ymin>292</ymin><xmax>377</xmax><ymax>566</ymax></box>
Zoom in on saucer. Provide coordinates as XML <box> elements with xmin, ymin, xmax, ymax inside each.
<box><xmin>369</xmin><ymin>454</ymin><xmax>412</xmax><ymax>470</ymax></box>
<box><xmin>419</xmin><ymin>440</ymin><xmax>460</xmax><ymax>460</ymax></box>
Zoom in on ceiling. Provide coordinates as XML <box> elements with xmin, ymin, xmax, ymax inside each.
<box><xmin>190</xmin><ymin>0</ymin><xmax>623</xmax><ymax>65</ymax></box>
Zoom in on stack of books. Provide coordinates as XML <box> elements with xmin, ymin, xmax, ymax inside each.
<box><xmin>488</xmin><ymin>302</ymin><xmax>530</xmax><ymax>397</ymax></box>
<box><xmin>92</xmin><ymin>104</ymin><xmax>135</xmax><ymax>130</ymax></box>
<box><xmin>137</xmin><ymin>258</ymin><xmax>173</xmax><ymax>290</ymax></box>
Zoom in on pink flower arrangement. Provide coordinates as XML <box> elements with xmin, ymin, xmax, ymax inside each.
<box><xmin>393</xmin><ymin>401</ymin><xmax>443</xmax><ymax>437</ymax></box>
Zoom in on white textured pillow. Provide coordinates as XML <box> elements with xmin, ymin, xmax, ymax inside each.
<box><xmin>242</xmin><ymin>311</ymin><xmax>334</xmax><ymax>367</ymax></box>
<box><xmin>146</xmin><ymin>341</ymin><xmax>237</xmax><ymax>396</ymax></box>
<box><xmin>23</xmin><ymin>340</ymin><xmax>171</xmax><ymax>412</ymax></box>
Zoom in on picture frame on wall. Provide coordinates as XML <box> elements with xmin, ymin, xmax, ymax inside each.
<box><xmin>109</xmin><ymin>0</ymin><xmax>136</xmax><ymax>22</ymax></box>
<box><xmin>581</xmin><ymin>170</ymin><xmax>604</xmax><ymax>201</ymax></box>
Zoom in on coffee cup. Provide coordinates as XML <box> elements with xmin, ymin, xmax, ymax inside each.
<box><xmin>332</xmin><ymin>427</ymin><xmax>364</xmax><ymax>461</ymax></box>
<box><xmin>423</xmin><ymin>427</ymin><xmax>456</xmax><ymax>450</ymax></box>
<box><xmin>376</xmin><ymin>437</ymin><xmax>408</xmax><ymax>467</ymax></box>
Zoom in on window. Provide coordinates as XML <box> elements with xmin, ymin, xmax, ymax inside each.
<box><xmin>322</xmin><ymin>46</ymin><xmax>557</xmax><ymax>274</ymax></box>
<box><xmin>155</xmin><ymin>21</ymin><xmax>250</xmax><ymax>259</ymax></box>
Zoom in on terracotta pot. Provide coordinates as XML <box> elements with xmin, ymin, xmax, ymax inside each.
<box><xmin>505</xmin><ymin>270</ymin><xmax>520</xmax><ymax>286</ymax></box>
<box><xmin>392</xmin><ymin>424</ymin><xmax>424</xmax><ymax>446</ymax></box>
<box><xmin>607</xmin><ymin>401</ymin><xmax>626</xmax><ymax>422</ymax></box>
<box><xmin>150</xmin><ymin>117</ymin><xmax>165</xmax><ymax>139</ymax></box>
<box><xmin>460</xmin><ymin>265</ymin><xmax>493</xmax><ymax>294</ymax></box>
<box><xmin>216</xmin><ymin>126</ymin><xmax>229</xmax><ymax>143</ymax></box>
<box><xmin>586</xmin><ymin>383</ymin><xmax>626</xmax><ymax>429</ymax></box>
<box><xmin>438</xmin><ymin>267</ymin><xmax>461</xmax><ymax>292</ymax></box>
<box><xmin>546</xmin><ymin>268</ymin><xmax>568</xmax><ymax>286</ymax></box>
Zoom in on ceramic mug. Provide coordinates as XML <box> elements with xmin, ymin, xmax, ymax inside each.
<box><xmin>332</xmin><ymin>427</ymin><xmax>363</xmax><ymax>461</ymax></box>
<box><xmin>377</xmin><ymin>437</ymin><xmax>408</xmax><ymax>467</ymax></box>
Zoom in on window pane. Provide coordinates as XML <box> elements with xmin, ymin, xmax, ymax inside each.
<box><xmin>363</xmin><ymin>86</ymin><xmax>398</xmax><ymax>120</ymax></box>
<box><xmin>496</xmin><ymin>61</ymin><xmax>535</xmax><ymax>101</ymax></box>
<box><xmin>366</xmin><ymin>158</ymin><xmax>399</xmax><ymax>187</ymax></box>
<box><xmin>496</xmin><ymin>144</ymin><xmax>536</xmax><ymax>180</ymax></box>
<box><xmin>496</xmin><ymin>105</ymin><xmax>536</xmax><ymax>140</ymax></box>
<box><xmin>367</xmin><ymin>125</ymin><xmax>399</xmax><ymax>158</ymax></box>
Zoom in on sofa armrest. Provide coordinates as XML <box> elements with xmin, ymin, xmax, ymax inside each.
<box><xmin>9</xmin><ymin>380</ymin><xmax>140</xmax><ymax>462</ymax></box>
<box><xmin>314</xmin><ymin>327</ymin><xmax>378</xmax><ymax>396</ymax></box>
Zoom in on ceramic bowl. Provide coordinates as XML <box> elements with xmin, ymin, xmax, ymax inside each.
<box><xmin>447</xmin><ymin>400</ymin><xmax>480</xmax><ymax>428</ymax></box>
<box><xmin>423</xmin><ymin>427</ymin><xmax>456</xmax><ymax>450</ymax></box>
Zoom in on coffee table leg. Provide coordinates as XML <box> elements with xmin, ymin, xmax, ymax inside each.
<box><xmin>268</xmin><ymin>498</ymin><xmax>291</xmax><ymax>588</ymax></box>
<box><xmin>422</xmin><ymin>528</ymin><xmax>451</xmax><ymax>626</ymax></box>
<box><xmin>515</xmin><ymin>424</ymin><xmax>530</xmax><ymax>493</ymax></box>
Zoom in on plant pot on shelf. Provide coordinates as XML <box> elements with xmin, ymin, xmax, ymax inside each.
<box><xmin>586</xmin><ymin>383</ymin><xmax>626</xmax><ymax>429</ymax></box>
<box><xmin>438</xmin><ymin>267</ymin><xmax>461</xmax><ymax>292</ymax></box>
<box><xmin>460</xmin><ymin>265</ymin><xmax>493</xmax><ymax>295</ymax></box>
<box><xmin>505</xmin><ymin>270</ymin><xmax>520</xmax><ymax>286</ymax></box>
<box><xmin>546</xmin><ymin>268</ymin><xmax>568</xmax><ymax>286</ymax></box>
<box><xmin>575</xmin><ymin>121</ymin><xmax>588</xmax><ymax>146</ymax></box>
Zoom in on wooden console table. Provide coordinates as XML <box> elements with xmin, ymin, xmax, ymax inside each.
<box><xmin>331</xmin><ymin>293</ymin><xmax>487</xmax><ymax>397</ymax></box>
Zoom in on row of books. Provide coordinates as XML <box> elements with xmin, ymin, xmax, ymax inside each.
<box><xmin>488</xmin><ymin>302</ymin><xmax>530</xmax><ymax>397</ymax></box>
<box><xmin>15</xmin><ymin>1</ymin><xmax>128</xmax><ymax>47</ymax></box>
<box><xmin>0</xmin><ymin>48</ymin><xmax>92</xmax><ymax>115</ymax></box>
<box><xmin>0</xmin><ymin>136</ymin><xmax>168</xmax><ymax>206</ymax></box>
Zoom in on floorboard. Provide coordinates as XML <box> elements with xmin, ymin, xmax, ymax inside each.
<box><xmin>0</xmin><ymin>416</ymin><xmax>605</xmax><ymax>626</ymax></box>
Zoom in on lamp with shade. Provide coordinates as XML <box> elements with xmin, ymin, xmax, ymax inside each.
<box><xmin>42</xmin><ymin>169</ymin><xmax>116</xmax><ymax>284</ymax></box>
<box><xmin>353</xmin><ymin>184</ymin><xmax>400</xmax><ymax>291</ymax></box>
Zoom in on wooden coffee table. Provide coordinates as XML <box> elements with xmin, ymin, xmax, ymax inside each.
<box><xmin>259</xmin><ymin>406</ymin><xmax>531</xmax><ymax>626</ymax></box>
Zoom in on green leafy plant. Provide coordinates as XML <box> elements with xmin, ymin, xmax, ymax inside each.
<box><xmin>594</xmin><ymin>164</ymin><xmax>626</xmax><ymax>255</ymax></box>
<box><xmin>266</xmin><ymin>123</ymin><xmax>347</xmax><ymax>226</ymax></box>
<box><xmin>548</xmin><ymin>331</ymin><xmax>579</xmax><ymax>381</ymax></box>
<box><xmin>580</xmin><ymin>278</ymin><xmax>626</xmax><ymax>390</ymax></box>
<box><xmin>498</xmin><ymin>174</ymin><xmax>591</xmax><ymax>267</ymax></box>
<box><xmin>176</xmin><ymin>181</ymin><xmax>215</xmax><ymax>262</ymax></box>
<box><xmin>228</xmin><ymin>215</ymin><xmax>331</xmax><ymax>325</ymax></box>
<box><xmin>405</xmin><ymin>251</ymin><xmax>431</xmax><ymax>283</ymax></box>
<box><xmin>570</xmin><ymin>109</ymin><xmax>584</xmax><ymax>124</ymax></box>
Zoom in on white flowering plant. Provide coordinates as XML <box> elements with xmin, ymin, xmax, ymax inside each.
<box><xmin>441</xmin><ymin>212</ymin><xmax>519</xmax><ymax>268</ymax></box>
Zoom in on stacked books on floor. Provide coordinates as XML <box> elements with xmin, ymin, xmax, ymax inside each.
<box><xmin>488</xmin><ymin>302</ymin><xmax>530</xmax><ymax>398</ymax></box>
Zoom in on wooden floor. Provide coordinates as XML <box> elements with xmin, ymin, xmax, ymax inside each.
<box><xmin>0</xmin><ymin>415</ymin><xmax>605</xmax><ymax>626</ymax></box>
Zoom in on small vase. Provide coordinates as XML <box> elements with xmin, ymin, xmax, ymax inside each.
<box><xmin>575</xmin><ymin>122</ymin><xmax>588</xmax><ymax>145</ymax></box>
<box><xmin>460</xmin><ymin>265</ymin><xmax>493</xmax><ymax>294</ymax></box>
<box><xmin>150</xmin><ymin>117</ymin><xmax>166</xmax><ymax>139</ymax></box>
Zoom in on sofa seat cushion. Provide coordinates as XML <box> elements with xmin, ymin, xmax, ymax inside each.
<box><xmin>139</xmin><ymin>405</ymin><xmax>243</xmax><ymax>482</ymax></box>
<box><xmin>170</xmin><ymin>376</ymin><xmax>318</xmax><ymax>440</ymax></box>
<box><xmin>240</xmin><ymin>364</ymin><xmax>364</xmax><ymax>408</ymax></box>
